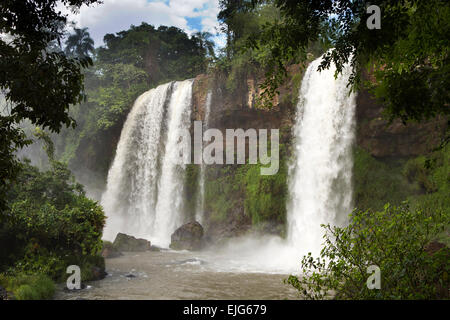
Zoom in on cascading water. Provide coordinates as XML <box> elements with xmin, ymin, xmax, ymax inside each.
<box><xmin>195</xmin><ymin>91</ymin><xmax>212</xmax><ymax>223</ymax></box>
<box><xmin>186</xmin><ymin>56</ymin><xmax>357</xmax><ymax>274</ymax></box>
<box><xmin>286</xmin><ymin>56</ymin><xmax>356</xmax><ymax>257</ymax></box>
<box><xmin>101</xmin><ymin>80</ymin><xmax>193</xmax><ymax>247</ymax></box>
<box><xmin>153</xmin><ymin>80</ymin><xmax>193</xmax><ymax>246</ymax></box>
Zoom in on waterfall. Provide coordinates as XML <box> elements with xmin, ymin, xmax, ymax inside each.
<box><xmin>195</xmin><ymin>91</ymin><xmax>212</xmax><ymax>223</ymax></box>
<box><xmin>287</xmin><ymin>56</ymin><xmax>356</xmax><ymax>256</ymax></box>
<box><xmin>101</xmin><ymin>80</ymin><xmax>194</xmax><ymax>247</ymax></box>
<box><xmin>205</xmin><ymin>56</ymin><xmax>357</xmax><ymax>273</ymax></box>
<box><xmin>153</xmin><ymin>80</ymin><xmax>193</xmax><ymax>246</ymax></box>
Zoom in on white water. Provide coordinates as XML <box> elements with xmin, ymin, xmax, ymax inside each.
<box><xmin>286</xmin><ymin>56</ymin><xmax>356</xmax><ymax>258</ymax></box>
<box><xmin>102</xmin><ymin>80</ymin><xmax>193</xmax><ymax>246</ymax></box>
<box><xmin>153</xmin><ymin>80</ymin><xmax>193</xmax><ymax>246</ymax></box>
<box><xmin>204</xmin><ymin>56</ymin><xmax>357</xmax><ymax>273</ymax></box>
<box><xmin>195</xmin><ymin>91</ymin><xmax>212</xmax><ymax>223</ymax></box>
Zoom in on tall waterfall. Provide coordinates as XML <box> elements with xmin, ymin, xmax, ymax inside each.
<box><xmin>203</xmin><ymin>56</ymin><xmax>357</xmax><ymax>273</ymax></box>
<box><xmin>287</xmin><ymin>56</ymin><xmax>356</xmax><ymax>256</ymax></box>
<box><xmin>101</xmin><ymin>80</ymin><xmax>193</xmax><ymax>247</ymax></box>
<box><xmin>195</xmin><ymin>91</ymin><xmax>212</xmax><ymax>223</ymax></box>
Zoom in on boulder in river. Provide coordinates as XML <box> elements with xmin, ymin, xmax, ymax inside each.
<box><xmin>112</xmin><ymin>233</ymin><xmax>151</xmax><ymax>252</ymax></box>
<box><xmin>0</xmin><ymin>285</ymin><xmax>7</xmax><ymax>300</ymax></box>
<box><xmin>101</xmin><ymin>241</ymin><xmax>123</xmax><ymax>258</ymax></box>
<box><xmin>170</xmin><ymin>221</ymin><xmax>204</xmax><ymax>251</ymax></box>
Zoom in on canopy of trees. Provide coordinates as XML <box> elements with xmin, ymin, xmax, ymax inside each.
<box><xmin>65</xmin><ymin>27</ymin><xmax>95</xmax><ymax>58</ymax></box>
<box><xmin>219</xmin><ymin>0</ymin><xmax>449</xmax><ymax>123</ymax></box>
<box><xmin>0</xmin><ymin>0</ymin><xmax>100</xmax><ymax>211</ymax></box>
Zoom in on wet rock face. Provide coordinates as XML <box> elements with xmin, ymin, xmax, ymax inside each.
<box><xmin>112</xmin><ymin>233</ymin><xmax>151</xmax><ymax>252</ymax></box>
<box><xmin>170</xmin><ymin>221</ymin><xmax>204</xmax><ymax>251</ymax></box>
<box><xmin>356</xmin><ymin>88</ymin><xmax>448</xmax><ymax>158</ymax></box>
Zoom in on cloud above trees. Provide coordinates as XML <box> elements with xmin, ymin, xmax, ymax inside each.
<box><xmin>63</xmin><ymin>0</ymin><xmax>224</xmax><ymax>48</ymax></box>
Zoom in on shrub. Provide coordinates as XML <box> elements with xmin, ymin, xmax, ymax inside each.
<box><xmin>353</xmin><ymin>147</ymin><xmax>414</xmax><ymax>211</ymax></box>
<box><xmin>287</xmin><ymin>203</ymin><xmax>449</xmax><ymax>299</ymax></box>
<box><xmin>0</xmin><ymin>139</ymin><xmax>106</xmax><ymax>282</ymax></box>
<box><xmin>14</xmin><ymin>285</ymin><xmax>37</xmax><ymax>300</ymax></box>
<box><xmin>0</xmin><ymin>273</ymin><xmax>55</xmax><ymax>300</ymax></box>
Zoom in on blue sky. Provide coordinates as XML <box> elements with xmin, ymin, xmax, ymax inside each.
<box><xmin>63</xmin><ymin>0</ymin><xmax>225</xmax><ymax>49</ymax></box>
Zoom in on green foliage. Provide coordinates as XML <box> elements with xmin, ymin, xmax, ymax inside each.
<box><xmin>98</xmin><ymin>23</ymin><xmax>212</xmax><ymax>85</ymax></box>
<box><xmin>216</xmin><ymin>2</ymin><xmax>284</xmax><ymax>100</ymax></box>
<box><xmin>203</xmin><ymin>144</ymin><xmax>288</xmax><ymax>231</ymax></box>
<box><xmin>0</xmin><ymin>116</ymin><xmax>30</xmax><ymax>211</ymax></box>
<box><xmin>0</xmin><ymin>273</ymin><xmax>55</xmax><ymax>300</ymax></box>
<box><xmin>0</xmin><ymin>134</ymin><xmax>105</xmax><ymax>282</ymax></box>
<box><xmin>354</xmin><ymin>142</ymin><xmax>449</xmax><ymax>216</ymax></box>
<box><xmin>65</xmin><ymin>27</ymin><xmax>95</xmax><ymax>58</ymax></box>
<box><xmin>406</xmin><ymin>143</ymin><xmax>450</xmax><ymax>217</ymax></box>
<box><xmin>244</xmin><ymin>0</ymin><xmax>449</xmax><ymax>122</ymax></box>
<box><xmin>184</xmin><ymin>164</ymin><xmax>200</xmax><ymax>220</ymax></box>
<box><xmin>353</xmin><ymin>147</ymin><xmax>413</xmax><ymax>211</ymax></box>
<box><xmin>204</xmin><ymin>166</ymin><xmax>242</xmax><ymax>224</ymax></box>
<box><xmin>287</xmin><ymin>203</ymin><xmax>449</xmax><ymax>299</ymax></box>
<box><xmin>243</xmin><ymin>160</ymin><xmax>287</xmax><ymax>225</ymax></box>
<box><xmin>56</xmin><ymin>23</ymin><xmax>214</xmax><ymax>176</ymax></box>
<box><xmin>0</xmin><ymin>0</ymin><xmax>98</xmax><ymax>211</ymax></box>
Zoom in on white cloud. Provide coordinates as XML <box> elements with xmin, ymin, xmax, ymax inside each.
<box><xmin>63</xmin><ymin>0</ymin><xmax>222</xmax><ymax>48</ymax></box>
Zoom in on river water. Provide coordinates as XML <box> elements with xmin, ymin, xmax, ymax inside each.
<box><xmin>55</xmin><ymin>250</ymin><xmax>300</xmax><ymax>300</ymax></box>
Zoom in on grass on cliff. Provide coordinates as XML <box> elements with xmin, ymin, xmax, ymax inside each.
<box><xmin>201</xmin><ymin>143</ymin><xmax>289</xmax><ymax>233</ymax></box>
<box><xmin>353</xmin><ymin>146</ymin><xmax>414</xmax><ymax>211</ymax></box>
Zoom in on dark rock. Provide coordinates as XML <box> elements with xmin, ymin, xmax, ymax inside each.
<box><xmin>149</xmin><ymin>245</ymin><xmax>162</xmax><ymax>252</ymax></box>
<box><xmin>124</xmin><ymin>273</ymin><xmax>136</xmax><ymax>278</ymax></box>
<box><xmin>178</xmin><ymin>258</ymin><xmax>206</xmax><ymax>265</ymax></box>
<box><xmin>170</xmin><ymin>221</ymin><xmax>204</xmax><ymax>251</ymax></box>
<box><xmin>356</xmin><ymin>85</ymin><xmax>448</xmax><ymax>158</ymax></box>
<box><xmin>0</xmin><ymin>285</ymin><xmax>7</xmax><ymax>300</ymax></box>
<box><xmin>112</xmin><ymin>233</ymin><xmax>151</xmax><ymax>252</ymax></box>
<box><xmin>91</xmin><ymin>266</ymin><xmax>107</xmax><ymax>280</ymax></box>
<box><xmin>424</xmin><ymin>241</ymin><xmax>446</xmax><ymax>256</ymax></box>
<box><xmin>101</xmin><ymin>241</ymin><xmax>123</xmax><ymax>258</ymax></box>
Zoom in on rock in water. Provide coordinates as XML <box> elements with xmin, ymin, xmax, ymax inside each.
<box><xmin>170</xmin><ymin>221</ymin><xmax>204</xmax><ymax>250</ymax></box>
<box><xmin>91</xmin><ymin>266</ymin><xmax>107</xmax><ymax>280</ymax></box>
<box><xmin>0</xmin><ymin>285</ymin><xmax>7</xmax><ymax>300</ymax></box>
<box><xmin>112</xmin><ymin>233</ymin><xmax>151</xmax><ymax>252</ymax></box>
<box><xmin>101</xmin><ymin>241</ymin><xmax>123</xmax><ymax>258</ymax></box>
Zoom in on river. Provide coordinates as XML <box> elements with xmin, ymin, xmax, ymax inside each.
<box><xmin>55</xmin><ymin>250</ymin><xmax>300</xmax><ymax>300</ymax></box>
